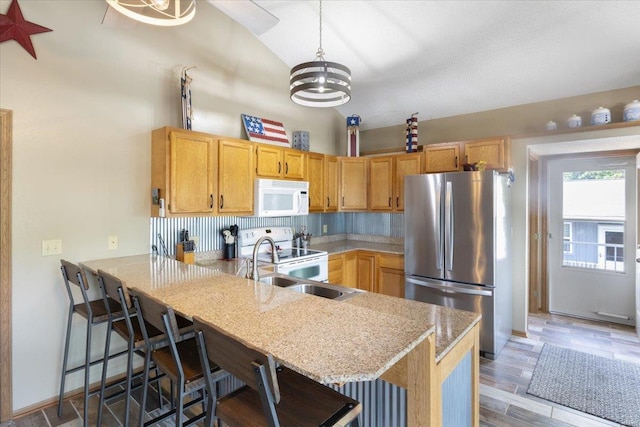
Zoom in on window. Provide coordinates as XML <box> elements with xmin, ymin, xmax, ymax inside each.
<box><xmin>563</xmin><ymin>222</ymin><xmax>572</xmax><ymax>254</ymax></box>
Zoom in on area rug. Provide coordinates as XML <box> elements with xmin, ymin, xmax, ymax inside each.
<box><xmin>527</xmin><ymin>344</ymin><xmax>640</xmax><ymax>427</ymax></box>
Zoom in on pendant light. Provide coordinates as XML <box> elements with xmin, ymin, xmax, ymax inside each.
<box><xmin>105</xmin><ymin>0</ymin><xmax>196</xmax><ymax>26</ymax></box>
<box><xmin>289</xmin><ymin>0</ymin><xmax>351</xmax><ymax>107</ymax></box>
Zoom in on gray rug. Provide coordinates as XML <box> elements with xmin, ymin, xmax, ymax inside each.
<box><xmin>527</xmin><ymin>344</ymin><xmax>640</xmax><ymax>427</ymax></box>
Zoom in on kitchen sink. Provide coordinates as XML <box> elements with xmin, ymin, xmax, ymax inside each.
<box><xmin>258</xmin><ymin>273</ymin><xmax>361</xmax><ymax>301</ymax></box>
<box><xmin>258</xmin><ymin>276</ymin><xmax>298</xmax><ymax>287</ymax></box>
<box><xmin>286</xmin><ymin>284</ymin><xmax>344</xmax><ymax>299</ymax></box>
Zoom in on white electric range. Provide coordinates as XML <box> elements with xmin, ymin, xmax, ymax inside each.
<box><xmin>237</xmin><ymin>227</ymin><xmax>328</xmax><ymax>282</ymax></box>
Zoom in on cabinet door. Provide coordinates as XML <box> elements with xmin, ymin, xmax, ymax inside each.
<box><xmin>342</xmin><ymin>251</ymin><xmax>358</xmax><ymax>288</ymax></box>
<box><xmin>463</xmin><ymin>138</ymin><xmax>508</xmax><ymax>171</ymax></box>
<box><xmin>255</xmin><ymin>145</ymin><xmax>282</xmax><ymax>178</ymax></box>
<box><xmin>377</xmin><ymin>254</ymin><xmax>405</xmax><ymax>298</ymax></box>
<box><xmin>369</xmin><ymin>157</ymin><xmax>394</xmax><ymax>211</ymax></box>
<box><xmin>340</xmin><ymin>157</ymin><xmax>369</xmax><ymax>211</ymax></box>
<box><xmin>306</xmin><ymin>152</ymin><xmax>324</xmax><ymax>212</ymax></box>
<box><xmin>394</xmin><ymin>153</ymin><xmax>422</xmax><ymax>211</ymax></box>
<box><xmin>324</xmin><ymin>155</ymin><xmax>339</xmax><ymax>212</ymax></box>
<box><xmin>218</xmin><ymin>139</ymin><xmax>254</xmax><ymax>214</ymax></box>
<box><xmin>424</xmin><ymin>143</ymin><xmax>461</xmax><ymax>173</ymax></box>
<box><xmin>283</xmin><ymin>149</ymin><xmax>306</xmax><ymax>180</ymax></box>
<box><xmin>328</xmin><ymin>253</ymin><xmax>343</xmax><ymax>284</ymax></box>
<box><xmin>357</xmin><ymin>251</ymin><xmax>377</xmax><ymax>292</ymax></box>
<box><xmin>169</xmin><ymin>131</ymin><xmax>216</xmax><ymax>214</ymax></box>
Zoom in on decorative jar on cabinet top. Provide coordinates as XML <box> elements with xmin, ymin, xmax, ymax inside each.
<box><xmin>545</xmin><ymin>120</ymin><xmax>557</xmax><ymax>131</ymax></box>
<box><xmin>623</xmin><ymin>100</ymin><xmax>640</xmax><ymax>122</ymax></box>
<box><xmin>567</xmin><ymin>114</ymin><xmax>582</xmax><ymax>128</ymax></box>
<box><xmin>591</xmin><ymin>106</ymin><xmax>611</xmax><ymax>125</ymax></box>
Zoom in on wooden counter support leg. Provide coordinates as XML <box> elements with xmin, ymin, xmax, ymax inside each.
<box><xmin>407</xmin><ymin>333</ymin><xmax>438</xmax><ymax>427</ymax></box>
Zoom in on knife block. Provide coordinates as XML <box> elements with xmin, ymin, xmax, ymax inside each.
<box><xmin>176</xmin><ymin>243</ymin><xmax>194</xmax><ymax>264</ymax></box>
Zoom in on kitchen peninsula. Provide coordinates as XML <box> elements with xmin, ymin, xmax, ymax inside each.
<box><xmin>81</xmin><ymin>254</ymin><xmax>480</xmax><ymax>426</ymax></box>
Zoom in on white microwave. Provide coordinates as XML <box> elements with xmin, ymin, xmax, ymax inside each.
<box><xmin>254</xmin><ymin>179</ymin><xmax>309</xmax><ymax>217</ymax></box>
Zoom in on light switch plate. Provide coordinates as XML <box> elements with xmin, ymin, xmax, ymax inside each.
<box><xmin>323</xmin><ymin>224</ymin><xmax>328</xmax><ymax>233</ymax></box>
<box><xmin>42</xmin><ymin>239</ymin><xmax>62</xmax><ymax>256</ymax></box>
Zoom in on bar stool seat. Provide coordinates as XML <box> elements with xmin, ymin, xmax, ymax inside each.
<box><xmin>57</xmin><ymin>259</ymin><xmax>127</xmax><ymax>427</ymax></box>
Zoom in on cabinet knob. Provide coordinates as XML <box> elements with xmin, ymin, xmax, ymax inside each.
<box><xmin>327</xmin><ymin>197</ymin><xmax>330</xmax><ymax>207</ymax></box>
<box><xmin>388</xmin><ymin>197</ymin><xmax>391</xmax><ymax>207</ymax></box>
<box><xmin>396</xmin><ymin>197</ymin><xmax>399</xmax><ymax>207</ymax></box>
<box><xmin>455</xmin><ymin>156</ymin><xmax>458</xmax><ymax>168</ymax></box>
<box><xmin>278</xmin><ymin>162</ymin><xmax>281</xmax><ymax>174</ymax></box>
<box><xmin>285</xmin><ymin>162</ymin><xmax>289</xmax><ymax>174</ymax></box>
<box><xmin>220</xmin><ymin>194</ymin><xmax>224</xmax><ymax>209</ymax></box>
<box><xmin>210</xmin><ymin>194</ymin><xmax>214</xmax><ymax>209</ymax></box>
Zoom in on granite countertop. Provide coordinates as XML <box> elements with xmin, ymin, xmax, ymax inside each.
<box><xmin>81</xmin><ymin>254</ymin><xmax>479</xmax><ymax>383</ymax></box>
<box><xmin>312</xmin><ymin>239</ymin><xmax>404</xmax><ymax>256</ymax></box>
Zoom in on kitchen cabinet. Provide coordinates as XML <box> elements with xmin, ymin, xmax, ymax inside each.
<box><xmin>424</xmin><ymin>142</ymin><xmax>461</xmax><ymax>173</ymax></box>
<box><xmin>306</xmin><ymin>152</ymin><xmax>325</xmax><ymax>212</ymax></box>
<box><xmin>342</xmin><ymin>251</ymin><xmax>358</xmax><ymax>288</ymax></box>
<box><xmin>218</xmin><ymin>138</ymin><xmax>254</xmax><ymax>215</ymax></box>
<box><xmin>377</xmin><ymin>253</ymin><xmax>405</xmax><ymax>298</ymax></box>
<box><xmin>151</xmin><ymin>127</ymin><xmax>216</xmax><ymax>217</ymax></box>
<box><xmin>339</xmin><ymin>157</ymin><xmax>369</xmax><ymax>211</ymax></box>
<box><xmin>369</xmin><ymin>153</ymin><xmax>422</xmax><ymax>212</ymax></box>
<box><xmin>463</xmin><ymin>137</ymin><xmax>510</xmax><ymax>172</ymax></box>
<box><xmin>255</xmin><ymin>145</ymin><xmax>305</xmax><ymax>180</ymax></box>
<box><xmin>324</xmin><ymin>155</ymin><xmax>339</xmax><ymax>212</ymax></box>
<box><xmin>328</xmin><ymin>253</ymin><xmax>343</xmax><ymax>284</ymax></box>
<box><xmin>369</xmin><ymin>157</ymin><xmax>394</xmax><ymax>211</ymax></box>
<box><xmin>357</xmin><ymin>251</ymin><xmax>377</xmax><ymax>292</ymax></box>
<box><xmin>424</xmin><ymin>137</ymin><xmax>511</xmax><ymax>173</ymax></box>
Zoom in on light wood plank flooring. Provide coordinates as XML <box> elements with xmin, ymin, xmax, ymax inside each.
<box><xmin>13</xmin><ymin>313</ymin><xmax>640</xmax><ymax>427</ymax></box>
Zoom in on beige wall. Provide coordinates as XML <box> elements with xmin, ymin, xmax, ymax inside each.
<box><xmin>361</xmin><ymin>86</ymin><xmax>640</xmax><ymax>151</ymax></box>
<box><xmin>0</xmin><ymin>1</ymin><xmax>343</xmax><ymax>411</ymax></box>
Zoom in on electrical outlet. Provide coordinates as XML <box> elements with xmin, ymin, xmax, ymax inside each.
<box><xmin>108</xmin><ymin>235</ymin><xmax>118</xmax><ymax>250</ymax></box>
<box><xmin>42</xmin><ymin>239</ymin><xmax>62</xmax><ymax>256</ymax></box>
<box><xmin>191</xmin><ymin>236</ymin><xmax>199</xmax><ymax>247</ymax></box>
<box><xmin>323</xmin><ymin>224</ymin><xmax>328</xmax><ymax>233</ymax></box>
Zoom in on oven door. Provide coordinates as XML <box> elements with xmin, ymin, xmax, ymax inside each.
<box><xmin>276</xmin><ymin>255</ymin><xmax>328</xmax><ymax>282</ymax></box>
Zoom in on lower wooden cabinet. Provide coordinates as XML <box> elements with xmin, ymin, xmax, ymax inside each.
<box><xmin>377</xmin><ymin>253</ymin><xmax>405</xmax><ymax>298</ymax></box>
<box><xmin>327</xmin><ymin>250</ymin><xmax>404</xmax><ymax>297</ymax></box>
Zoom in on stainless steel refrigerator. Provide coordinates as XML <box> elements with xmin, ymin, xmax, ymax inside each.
<box><xmin>404</xmin><ymin>170</ymin><xmax>512</xmax><ymax>359</ymax></box>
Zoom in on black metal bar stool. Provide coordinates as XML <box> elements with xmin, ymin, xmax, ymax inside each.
<box><xmin>57</xmin><ymin>260</ymin><xmax>127</xmax><ymax>426</ymax></box>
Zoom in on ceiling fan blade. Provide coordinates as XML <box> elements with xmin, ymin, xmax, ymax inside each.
<box><xmin>206</xmin><ymin>0</ymin><xmax>279</xmax><ymax>35</ymax></box>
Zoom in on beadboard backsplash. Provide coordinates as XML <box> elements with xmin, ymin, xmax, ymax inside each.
<box><xmin>150</xmin><ymin>213</ymin><xmax>404</xmax><ymax>256</ymax></box>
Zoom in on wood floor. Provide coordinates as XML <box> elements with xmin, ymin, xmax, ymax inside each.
<box><xmin>13</xmin><ymin>313</ymin><xmax>640</xmax><ymax>427</ymax></box>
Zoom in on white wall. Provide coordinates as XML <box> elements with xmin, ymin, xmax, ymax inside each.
<box><xmin>0</xmin><ymin>1</ymin><xmax>343</xmax><ymax>411</ymax></box>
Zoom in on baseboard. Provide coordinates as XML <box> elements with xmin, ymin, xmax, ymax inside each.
<box><xmin>512</xmin><ymin>329</ymin><xmax>528</xmax><ymax>338</ymax></box>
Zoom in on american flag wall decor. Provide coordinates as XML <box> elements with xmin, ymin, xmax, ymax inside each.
<box><xmin>241</xmin><ymin>114</ymin><xmax>290</xmax><ymax>147</ymax></box>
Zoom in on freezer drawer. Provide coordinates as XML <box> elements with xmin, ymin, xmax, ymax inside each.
<box><xmin>405</xmin><ymin>276</ymin><xmax>505</xmax><ymax>359</ymax></box>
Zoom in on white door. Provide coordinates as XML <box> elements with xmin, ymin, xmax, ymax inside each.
<box><xmin>636</xmin><ymin>152</ymin><xmax>640</xmax><ymax>339</ymax></box>
<box><xmin>548</xmin><ymin>156</ymin><xmax>636</xmax><ymax>325</ymax></box>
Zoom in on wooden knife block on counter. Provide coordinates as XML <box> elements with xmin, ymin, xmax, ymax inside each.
<box><xmin>176</xmin><ymin>243</ymin><xmax>194</xmax><ymax>264</ymax></box>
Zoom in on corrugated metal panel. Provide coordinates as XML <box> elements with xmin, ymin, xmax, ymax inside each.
<box><xmin>332</xmin><ymin>379</ymin><xmax>407</xmax><ymax>426</ymax></box>
<box><xmin>442</xmin><ymin>351</ymin><xmax>472</xmax><ymax>427</ymax></box>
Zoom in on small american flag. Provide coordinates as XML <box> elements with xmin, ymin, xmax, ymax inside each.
<box><xmin>241</xmin><ymin>114</ymin><xmax>290</xmax><ymax>146</ymax></box>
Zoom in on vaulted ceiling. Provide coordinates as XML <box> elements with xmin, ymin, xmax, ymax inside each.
<box><xmin>214</xmin><ymin>1</ymin><xmax>640</xmax><ymax>131</ymax></box>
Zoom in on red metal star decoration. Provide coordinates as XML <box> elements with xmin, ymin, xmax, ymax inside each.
<box><xmin>0</xmin><ymin>0</ymin><xmax>52</xmax><ymax>59</ymax></box>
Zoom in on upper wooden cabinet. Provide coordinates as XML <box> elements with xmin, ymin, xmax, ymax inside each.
<box><xmin>255</xmin><ymin>145</ymin><xmax>305</xmax><ymax>180</ymax></box>
<box><xmin>306</xmin><ymin>152</ymin><xmax>324</xmax><ymax>212</ymax></box>
<box><xmin>369</xmin><ymin>153</ymin><xmax>422</xmax><ymax>212</ymax></box>
<box><xmin>339</xmin><ymin>157</ymin><xmax>369</xmax><ymax>211</ymax></box>
<box><xmin>424</xmin><ymin>137</ymin><xmax>511</xmax><ymax>173</ymax></box>
<box><xmin>324</xmin><ymin>155</ymin><xmax>339</xmax><ymax>212</ymax></box>
<box><xmin>218</xmin><ymin>138</ymin><xmax>254</xmax><ymax>215</ymax></box>
<box><xmin>151</xmin><ymin>127</ymin><xmax>216</xmax><ymax>217</ymax></box>
<box><xmin>463</xmin><ymin>137</ymin><xmax>510</xmax><ymax>172</ymax></box>
<box><xmin>424</xmin><ymin>143</ymin><xmax>461</xmax><ymax>173</ymax></box>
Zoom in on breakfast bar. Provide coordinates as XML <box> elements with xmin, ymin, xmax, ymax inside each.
<box><xmin>81</xmin><ymin>254</ymin><xmax>481</xmax><ymax>427</ymax></box>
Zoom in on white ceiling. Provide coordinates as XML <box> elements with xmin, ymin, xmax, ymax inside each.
<box><xmin>217</xmin><ymin>0</ymin><xmax>640</xmax><ymax>131</ymax></box>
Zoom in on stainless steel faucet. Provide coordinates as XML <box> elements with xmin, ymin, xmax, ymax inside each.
<box><xmin>250</xmin><ymin>236</ymin><xmax>279</xmax><ymax>280</ymax></box>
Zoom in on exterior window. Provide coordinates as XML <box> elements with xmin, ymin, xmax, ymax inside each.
<box><xmin>563</xmin><ymin>222</ymin><xmax>572</xmax><ymax>254</ymax></box>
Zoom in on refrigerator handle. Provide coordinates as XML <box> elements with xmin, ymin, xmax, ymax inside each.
<box><xmin>406</xmin><ymin>277</ymin><xmax>493</xmax><ymax>296</ymax></box>
<box><xmin>445</xmin><ymin>181</ymin><xmax>454</xmax><ymax>271</ymax></box>
<box><xmin>435</xmin><ymin>181</ymin><xmax>442</xmax><ymax>270</ymax></box>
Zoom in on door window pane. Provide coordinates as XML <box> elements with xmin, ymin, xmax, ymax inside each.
<box><xmin>562</xmin><ymin>170</ymin><xmax>625</xmax><ymax>272</ymax></box>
